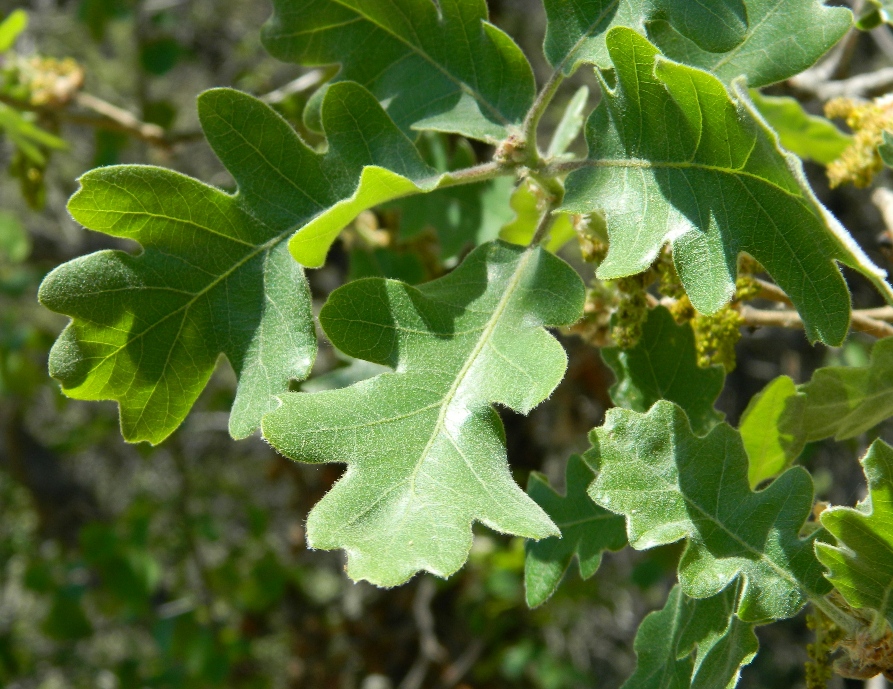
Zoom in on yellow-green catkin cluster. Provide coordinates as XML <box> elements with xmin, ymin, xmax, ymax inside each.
<box><xmin>825</xmin><ymin>95</ymin><xmax>893</xmax><ymax>188</ymax></box>
<box><xmin>2</xmin><ymin>56</ymin><xmax>84</xmax><ymax>107</ymax></box>
<box><xmin>805</xmin><ymin>608</ymin><xmax>845</xmax><ymax>689</ymax></box>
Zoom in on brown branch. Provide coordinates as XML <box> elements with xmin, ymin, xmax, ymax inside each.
<box><xmin>738</xmin><ymin>304</ymin><xmax>893</xmax><ymax>338</ymax></box>
<box><xmin>398</xmin><ymin>578</ymin><xmax>447</xmax><ymax>689</ymax></box>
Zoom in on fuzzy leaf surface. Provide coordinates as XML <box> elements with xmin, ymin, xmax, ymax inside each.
<box><xmin>740</xmin><ymin>376</ymin><xmax>806</xmax><ymax>488</ymax></box>
<box><xmin>39</xmin><ymin>83</ymin><xmax>429</xmax><ymax>443</ymax></box>
<box><xmin>524</xmin><ymin>454</ymin><xmax>626</xmax><ymax>607</ymax></box>
<box><xmin>797</xmin><ymin>338</ymin><xmax>893</xmax><ymax>442</ymax></box>
<box><xmin>622</xmin><ymin>583</ymin><xmax>758</xmax><ymax>689</ymax></box>
<box><xmin>262</xmin><ymin>241</ymin><xmax>585</xmax><ymax>586</ymax></box>
<box><xmin>262</xmin><ymin>0</ymin><xmax>534</xmax><ymax>142</ymax></box>
<box><xmin>561</xmin><ymin>28</ymin><xmax>892</xmax><ymax>346</ymax></box>
<box><xmin>750</xmin><ymin>91</ymin><xmax>851</xmax><ymax>165</ymax></box>
<box><xmin>601</xmin><ymin>306</ymin><xmax>725</xmax><ymax>436</ymax></box>
<box><xmin>816</xmin><ymin>441</ymin><xmax>893</xmax><ymax>628</ymax></box>
<box><xmin>586</xmin><ymin>401</ymin><xmax>831</xmax><ymax>622</ymax></box>
<box><xmin>543</xmin><ymin>0</ymin><xmax>850</xmax><ymax>86</ymax></box>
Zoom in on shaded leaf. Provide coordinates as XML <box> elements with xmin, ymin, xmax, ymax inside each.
<box><xmin>797</xmin><ymin>337</ymin><xmax>893</xmax><ymax>442</ymax></box>
<box><xmin>262</xmin><ymin>0</ymin><xmax>535</xmax><ymax>142</ymax></box>
<box><xmin>561</xmin><ymin>28</ymin><xmax>892</xmax><ymax>346</ymax></box>
<box><xmin>601</xmin><ymin>306</ymin><xmax>725</xmax><ymax>436</ymax></box>
<box><xmin>816</xmin><ymin>440</ymin><xmax>893</xmax><ymax>629</ymax></box>
<box><xmin>543</xmin><ymin>0</ymin><xmax>850</xmax><ymax>86</ymax></box>
<box><xmin>39</xmin><ymin>83</ymin><xmax>428</xmax><ymax>443</ymax></box>
<box><xmin>750</xmin><ymin>91</ymin><xmax>852</xmax><ymax>165</ymax></box>
<box><xmin>622</xmin><ymin>583</ymin><xmax>758</xmax><ymax>689</ymax></box>
<box><xmin>740</xmin><ymin>375</ymin><xmax>806</xmax><ymax>488</ymax></box>
<box><xmin>880</xmin><ymin>131</ymin><xmax>893</xmax><ymax>168</ymax></box>
<box><xmin>524</xmin><ymin>454</ymin><xmax>626</xmax><ymax>607</ymax></box>
<box><xmin>586</xmin><ymin>401</ymin><xmax>831</xmax><ymax>621</ymax></box>
<box><xmin>262</xmin><ymin>241</ymin><xmax>585</xmax><ymax>586</ymax></box>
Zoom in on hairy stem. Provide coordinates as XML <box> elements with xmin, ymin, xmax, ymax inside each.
<box><xmin>520</xmin><ymin>68</ymin><xmax>566</xmax><ymax>158</ymax></box>
<box><xmin>812</xmin><ymin>596</ymin><xmax>862</xmax><ymax>636</ymax></box>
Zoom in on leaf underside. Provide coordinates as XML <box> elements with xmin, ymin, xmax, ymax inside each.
<box><xmin>524</xmin><ymin>454</ymin><xmax>626</xmax><ymax>607</ymax></box>
<box><xmin>586</xmin><ymin>401</ymin><xmax>830</xmax><ymax>622</ymax></box>
<box><xmin>39</xmin><ymin>83</ymin><xmax>430</xmax><ymax>444</ymax></box>
<box><xmin>262</xmin><ymin>0</ymin><xmax>535</xmax><ymax>142</ymax></box>
<box><xmin>623</xmin><ymin>583</ymin><xmax>758</xmax><ymax>689</ymax></box>
<box><xmin>817</xmin><ymin>441</ymin><xmax>893</xmax><ymax>628</ymax></box>
<box><xmin>561</xmin><ymin>27</ymin><xmax>891</xmax><ymax>346</ymax></box>
<box><xmin>262</xmin><ymin>241</ymin><xmax>585</xmax><ymax>586</ymax></box>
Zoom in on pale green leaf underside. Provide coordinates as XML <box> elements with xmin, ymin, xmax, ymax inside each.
<box><xmin>622</xmin><ymin>583</ymin><xmax>758</xmax><ymax>689</ymax></box>
<box><xmin>544</xmin><ymin>0</ymin><xmax>850</xmax><ymax>87</ymax></box>
<box><xmin>524</xmin><ymin>454</ymin><xmax>626</xmax><ymax>607</ymax></box>
<box><xmin>262</xmin><ymin>0</ymin><xmax>534</xmax><ymax>142</ymax></box>
<box><xmin>262</xmin><ymin>241</ymin><xmax>585</xmax><ymax>586</ymax></box>
<box><xmin>601</xmin><ymin>306</ymin><xmax>725</xmax><ymax>436</ymax></box>
<box><xmin>39</xmin><ymin>83</ymin><xmax>430</xmax><ymax>444</ymax></box>
<box><xmin>586</xmin><ymin>401</ymin><xmax>831</xmax><ymax>622</ymax></box>
<box><xmin>750</xmin><ymin>91</ymin><xmax>851</xmax><ymax>165</ymax></box>
<box><xmin>816</xmin><ymin>440</ymin><xmax>893</xmax><ymax>625</ymax></box>
<box><xmin>562</xmin><ymin>28</ymin><xmax>892</xmax><ymax>346</ymax></box>
<box><xmin>740</xmin><ymin>376</ymin><xmax>806</xmax><ymax>488</ymax></box>
<box><xmin>817</xmin><ymin>441</ymin><xmax>893</xmax><ymax>629</ymax></box>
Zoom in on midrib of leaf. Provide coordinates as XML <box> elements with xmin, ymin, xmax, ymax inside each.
<box><xmin>83</xmin><ymin>231</ymin><xmax>288</xmax><ymax>370</ymax></box>
<box><xmin>557</xmin><ymin>513</ymin><xmax>619</xmax><ymax>529</ymax></box>
<box><xmin>709</xmin><ymin>0</ymin><xmax>782</xmax><ymax>72</ymax></box>
<box><xmin>632</xmin><ymin>442</ymin><xmax>820</xmax><ymax>598</ymax></box>
<box><xmin>329</xmin><ymin>0</ymin><xmax>511</xmax><ymax>126</ymax></box>
<box><xmin>553</xmin><ymin>0</ymin><xmax>621</xmax><ymax>74</ymax></box>
<box><xmin>333</xmin><ymin>247</ymin><xmax>537</xmax><ymax>536</ymax></box>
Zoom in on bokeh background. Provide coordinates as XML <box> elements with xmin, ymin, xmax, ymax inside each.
<box><xmin>1</xmin><ymin>1</ymin><xmax>892</xmax><ymax>687</ymax></box>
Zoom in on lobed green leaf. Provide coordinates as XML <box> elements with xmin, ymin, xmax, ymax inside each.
<box><xmin>816</xmin><ymin>441</ymin><xmax>893</xmax><ymax>630</ymax></box>
<box><xmin>586</xmin><ymin>401</ymin><xmax>831</xmax><ymax>622</ymax></box>
<box><xmin>262</xmin><ymin>241</ymin><xmax>585</xmax><ymax>586</ymax></box>
<box><xmin>39</xmin><ymin>83</ymin><xmax>430</xmax><ymax>443</ymax></box>
<box><xmin>262</xmin><ymin>0</ymin><xmax>535</xmax><ymax>142</ymax></box>
<box><xmin>524</xmin><ymin>454</ymin><xmax>626</xmax><ymax>607</ymax></box>
<box><xmin>561</xmin><ymin>28</ymin><xmax>892</xmax><ymax>346</ymax></box>
<box><xmin>543</xmin><ymin>0</ymin><xmax>850</xmax><ymax>86</ymax></box>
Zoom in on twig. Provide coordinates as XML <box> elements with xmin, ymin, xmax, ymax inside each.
<box><xmin>520</xmin><ymin>68</ymin><xmax>566</xmax><ymax>157</ymax></box>
<box><xmin>739</xmin><ymin>304</ymin><xmax>893</xmax><ymax>338</ymax></box>
<box><xmin>398</xmin><ymin>578</ymin><xmax>447</xmax><ymax>689</ymax></box>
<box><xmin>752</xmin><ymin>277</ymin><xmax>793</xmax><ymax>306</ymax></box>
<box><xmin>259</xmin><ymin>70</ymin><xmax>325</xmax><ymax>104</ymax></box>
<box><xmin>438</xmin><ymin>639</ymin><xmax>484</xmax><ymax>689</ymax></box>
<box><xmin>790</xmin><ymin>65</ymin><xmax>893</xmax><ymax>100</ymax></box>
<box><xmin>73</xmin><ymin>92</ymin><xmax>167</xmax><ymax>144</ymax></box>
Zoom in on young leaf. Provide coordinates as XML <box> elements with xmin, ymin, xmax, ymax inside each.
<box><xmin>543</xmin><ymin>0</ymin><xmax>850</xmax><ymax>86</ymax></box>
<box><xmin>547</xmin><ymin>86</ymin><xmax>590</xmax><ymax>158</ymax></box>
<box><xmin>499</xmin><ymin>180</ymin><xmax>575</xmax><ymax>252</ymax></box>
<box><xmin>561</xmin><ymin>28</ymin><xmax>892</xmax><ymax>346</ymax></box>
<box><xmin>0</xmin><ymin>9</ymin><xmax>27</xmax><ymax>53</ymax></box>
<box><xmin>797</xmin><ymin>338</ymin><xmax>893</xmax><ymax>442</ymax></box>
<box><xmin>261</xmin><ymin>0</ymin><xmax>535</xmax><ymax>142</ymax></box>
<box><xmin>623</xmin><ymin>583</ymin><xmax>758</xmax><ymax>689</ymax></box>
<box><xmin>740</xmin><ymin>375</ymin><xmax>806</xmax><ymax>488</ymax></box>
<box><xmin>524</xmin><ymin>454</ymin><xmax>626</xmax><ymax>607</ymax></box>
<box><xmin>262</xmin><ymin>241</ymin><xmax>585</xmax><ymax>586</ymax></box>
<box><xmin>586</xmin><ymin>401</ymin><xmax>831</xmax><ymax>622</ymax></box>
<box><xmin>601</xmin><ymin>306</ymin><xmax>725</xmax><ymax>436</ymax></box>
<box><xmin>39</xmin><ymin>83</ymin><xmax>430</xmax><ymax>444</ymax></box>
<box><xmin>749</xmin><ymin>91</ymin><xmax>852</xmax><ymax>165</ymax></box>
<box><xmin>816</xmin><ymin>440</ymin><xmax>893</xmax><ymax>630</ymax></box>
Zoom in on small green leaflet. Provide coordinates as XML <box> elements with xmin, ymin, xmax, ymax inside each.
<box><xmin>622</xmin><ymin>583</ymin><xmax>758</xmax><ymax>689</ymax></box>
<box><xmin>524</xmin><ymin>454</ymin><xmax>626</xmax><ymax>607</ymax></box>
<box><xmin>816</xmin><ymin>441</ymin><xmax>893</xmax><ymax>631</ymax></box>
<box><xmin>0</xmin><ymin>9</ymin><xmax>27</xmax><ymax>53</ymax></box>
<box><xmin>739</xmin><ymin>376</ymin><xmax>806</xmax><ymax>488</ymax></box>
<box><xmin>601</xmin><ymin>306</ymin><xmax>725</xmax><ymax>436</ymax></box>
<box><xmin>39</xmin><ymin>83</ymin><xmax>430</xmax><ymax>444</ymax></box>
<box><xmin>499</xmin><ymin>180</ymin><xmax>575</xmax><ymax>252</ymax></box>
<box><xmin>543</xmin><ymin>0</ymin><xmax>850</xmax><ymax>86</ymax></box>
<box><xmin>262</xmin><ymin>241</ymin><xmax>585</xmax><ymax>586</ymax></box>
<box><xmin>261</xmin><ymin>0</ymin><xmax>534</xmax><ymax>142</ymax></box>
<box><xmin>749</xmin><ymin>91</ymin><xmax>852</xmax><ymax>165</ymax></box>
<box><xmin>561</xmin><ymin>28</ymin><xmax>892</xmax><ymax>346</ymax></box>
<box><xmin>586</xmin><ymin>401</ymin><xmax>831</xmax><ymax>622</ymax></box>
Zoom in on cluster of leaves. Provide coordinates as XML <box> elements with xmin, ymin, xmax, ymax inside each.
<box><xmin>25</xmin><ymin>0</ymin><xmax>893</xmax><ymax>686</ymax></box>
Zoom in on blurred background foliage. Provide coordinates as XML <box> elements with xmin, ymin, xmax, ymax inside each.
<box><xmin>0</xmin><ymin>1</ymin><xmax>892</xmax><ymax>688</ymax></box>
